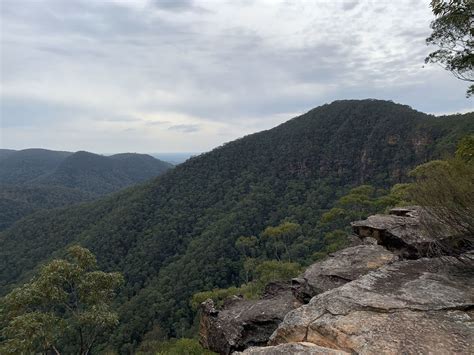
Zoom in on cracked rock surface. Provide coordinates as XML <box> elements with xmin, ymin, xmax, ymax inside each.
<box><xmin>199</xmin><ymin>282</ymin><xmax>302</xmax><ymax>354</ymax></box>
<box><xmin>233</xmin><ymin>342</ymin><xmax>350</xmax><ymax>354</ymax></box>
<box><xmin>270</xmin><ymin>253</ymin><xmax>474</xmax><ymax>354</ymax></box>
<box><xmin>199</xmin><ymin>207</ymin><xmax>473</xmax><ymax>354</ymax></box>
<box><xmin>292</xmin><ymin>244</ymin><xmax>398</xmax><ymax>303</ymax></box>
<box><xmin>350</xmin><ymin>206</ymin><xmax>458</xmax><ymax>258</ymax></box>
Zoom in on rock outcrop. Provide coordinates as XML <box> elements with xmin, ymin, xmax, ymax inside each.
<box><xmin>270</xmin><ymin>252</ymin><xmax>474</xmax><ymax>354</ymax></box>
<box><xmin>199</xmin><ymin>282</ymin><xmax>302</xmax><ymax>354</ymax></box>
<box><xmin>200</xmin><ymin>206</ymin><xmax>474</xmax><ymax>354</ymax></box>
<box><xmin>292</xmin><ymin>244</ymin><xmax>398</xmax><ymax>302</ymax></box>
<box><xmin>234</xmin><ymin>342</ymin><xmax>349</xmax><ymax>354</ymax></box>
<box><xmin>351</xmin><ymin>206</ymin><xmax>455</xmax><ymax>258</ymax></box>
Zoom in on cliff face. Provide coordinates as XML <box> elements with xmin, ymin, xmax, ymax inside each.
<box><xmin>199</xmin><ymin>283</ymin><xmax>302</xmax><ymax>354</ymax></box>
<box><xmin>200</xmin><ymin>207</ymin><xmax>474</xmax><ymax>354</ymax></box>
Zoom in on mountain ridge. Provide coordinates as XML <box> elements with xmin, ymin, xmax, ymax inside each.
<box><xmin>0</xmin><ymin>149</ymin><xmax>173</xmax><ymax>229</ymax></box>
<box><xmin>1</xmin><ymin>99</ymin><xmax>472</xmax><ymax>352</ymax></box>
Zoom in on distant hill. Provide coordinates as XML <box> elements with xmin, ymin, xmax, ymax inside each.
<box><xmin>0</xmin><ymin>149</ymin><xmax>17</xmax><ymax>161</ymax></box>
<box><xmin>1</xmin><ymin>100</ymin><xmax>472</xmax><ymax>352</ymax></box>
<box><xmin>0</xmin><ymin>149</ymin><xmax>173</xmax><ymax>229</ymax></box>
<box><xmin>33</xmin><ymin>151</ymin><xmax>173</xmax><ymax>195</ymax></box>
<box><xmin>0</xmin><ymin>184</ymin><xmax>94</xmax><ymax>230</ymax></box>
<box><xmin>0</xmin><ymin>148</ymin><xmax>72</xmax><ymax>184</ymax></box>
<box><xmin>151</xmin><ymin>152</ymin><xmax>198</xmax><ymax>164</ymax></box>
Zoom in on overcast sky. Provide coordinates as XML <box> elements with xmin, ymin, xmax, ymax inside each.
<box><xmin>1</xmin><ymin>0</ymin><xmax>472</xmax><ymax>153</ymax></box>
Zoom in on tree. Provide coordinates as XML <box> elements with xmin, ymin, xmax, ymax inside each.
<box><xmin>0</xmin><ymin>245</ymin><xmax>123</xmax><ymax>355</ymax></box>
<box><xmin>262</xmin><ymin>222</ymin><xmax>301</xmax><ymax>261</ymax></box>
<box><xmin>425</xmin><ymin>0</ymin><xmax>474</xmax><ymax>96</ymax></box>
<box><xmin>235</xmin><ymin>236</ymin><xmax>258</xmax><ymax>259</ymax></box>
<box><xmin>136</xmin><ymin>337</ymin><xmax>215</xmax><ymax>355</ymax></box>
<box><xmin>254</xmin><ymin>260</ymin><xmax>301</xmax><ymax>286</ymax></box>
<box><xmin>409</xmin><ymin>135</ymin><xmax>474</xmax><ymax>251</ymax></box>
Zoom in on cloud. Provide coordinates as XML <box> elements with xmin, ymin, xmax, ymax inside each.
<box><xmin>342</xmin><ymin>1</ymin><xmax>359</xmax><ymax>11</ymax></box>
<box><xmin>145</xmin><ymin>120</ymin><xmax>171</xmax><ymax>126</ymax></box>
<box><xmin>1</xmin><ymin>0</ymin><xmax>471</xmax><ymax>153</ymax></box>
<box><xmin>0</xmin><ymin>96</ymin><xmax>89</xmax><ymax>128</ymax></box>
<box><xmin>149</xmin><ymin>0</ymin><xmax>199</xmax><ymax>12</ymax></box>
<box><xmin>168</xmin><ymin>124</ymin><xmax>201</xmax><ymax>133</ymax></box>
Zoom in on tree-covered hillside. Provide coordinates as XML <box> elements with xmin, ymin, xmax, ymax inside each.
<box><xmin>33</xmin><ymin>151</ymin><xmax>173</xmax><ymax>195</ymax></box>
<box><xmin>1</xmin><ymin>100</ymin><xmax>472</xmax><ymax>352</ymax></box>
<box><xmin>0</xmin><ymin>149</ymin><xmax>72</xmax><ymax>184</ymax></box>
<box><xmin>0</xmin><ymin>185</ymin><xmax>94</xmax><ymax>230</ymax></box>
<box><xmin>0</xmin><ymin>149</ymin><xmax>17</xmax><ymax>161</ymax></box>
<box><xmin>0</xmin><ymin>150</ymin><xmax>173</xmax><ymax>229</ymax></box>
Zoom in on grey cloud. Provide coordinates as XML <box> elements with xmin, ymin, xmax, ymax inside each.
<box><xmin>150</xmin><ymin>0</ymin><xmax>196</xmax><ymax>12</ymax></box>
<box><xmin>342</xmin><ymin>1</ymin><xmax>359</xmax><ymax>11</ymax></box>
<box><xmin>145</xmin><ymin>120</ymin><xmax>172</xmax><ymax>126</ymax></box>
<box><xmin>0</xmin><ymin>96</ymin><xmax>87</xmax><ymax>128</ymax></box>
<box><xmin>1</xmin><ymin>0</ymin><xmax>470</xmax><ymax>152</ymax></box>
<box><xmin>168</xmin><ymin>124</ymin><xmax>200</xmax><ymax>133</ymax></box>
<box><xmin>100</xmin><ymin>115</ymin><xmax>138</xmax><ymax>122</ymax></box>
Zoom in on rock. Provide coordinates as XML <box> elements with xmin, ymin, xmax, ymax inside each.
<box><xmin>292</xmin><ymin>245</ymin><xmax>398</xmax><ymax>303</ymax></box>
<box><xmin>388</xmin><ymin>206</ymin><xmax>418</xmax><ymax>217</ymax></box>
<box><xmin>351</xmin><ymin>206</ymin><xmax>454</xmax><ymax>258</ymax></box>
<box><xmin>233</xmin><ymin>342</ymin><xmax>349</xmax><ymax>354</ymax></box>
<box><xmin>199</xmin><ymin>282</ymin><xmax>302</xmax><ymax>354</ymax></box>
<box><xmin>270</xmin><ymin>253</ymin><xmax>474</xmax><ymax>354</ymax></box>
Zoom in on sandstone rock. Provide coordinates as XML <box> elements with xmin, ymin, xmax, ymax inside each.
<box><xmin>351</xmin><ymin>206</ymin><xmax>452</xmax><ymax>258</ymax></box>
<box><xmin>233</xmin><ymin>342</ymin><xmax>349</xmax><ymax>354</ymax></box>
<box><xmin>199</xmin><ymin>282</ymin><xmax>302</xmax><ymax>354</ymax></box>
<box><xmin>292</xmin><ymin>245</ymin><xmax>398</xmax><ymax>303</ymax></box>
<box><xmin>270</xmin><ymin>253</ymin><xmax>474</xmax><ymax>354</ymax></box>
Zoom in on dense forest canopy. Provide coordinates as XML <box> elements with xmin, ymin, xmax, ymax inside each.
<box><xmin>0</xmin><ymin>150</ymin><xmax>172</xmax><ymax>230</ymax></box>
<box><xmin>1</xmin><ymin>100</ymin><xmax>473</xmax><ymax>353</ymax></box>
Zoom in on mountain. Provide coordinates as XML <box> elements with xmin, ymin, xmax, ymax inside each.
<box><xmin>151</xmin><ymin>152</ymin><xmax>198</xmax><ymax>164</ymax></box>
<box><xmin>0</xmin><ymin>100</ymin><xmax>472</xmax><ymax>352</ymax></box>
<box><xmin>33</xmin><ymin>151</ymin><xmax>174</xmax><ymax>195</ymax></box>
<box><xmin>0</xmin><ymin>150</ymin><xmax>173</xmax><ymax>229</ymax></box>
<box><xmin>0</xmin><ymin>148</ymin><xmax>73</xmax><ymax>184</ymax></box>
<box><xmin>0</xmin><ymin>185</ymin><xmax>93</xmax><ymax>230</ymax></box>
<box><xmin>0</xmin><ymin>149</ymin><xmax>17</xmax><ymax>161</ymax></box>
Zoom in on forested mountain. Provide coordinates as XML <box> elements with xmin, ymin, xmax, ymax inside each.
<box><xmin>0</xmin><ymin>148</ymin><xmax>73</xmax><ymax>184</ymax></box>
<box><xmin>0</xmin><ymin>150</ymin><xmax>173</xmax><ymax>229</ymax></box>
<box><xmin>0</xmin><ymin>185</ymin><xmax>94</xmax><ymax>230</ymax></box>
<box><xmin>0</xmin><ymin>149</ymin><xmax>17</xmax><ymax>161</ymax></box>
<box><xmin>33</xmin><ymin>151</ymin><xmax>173</xmax><ymax>195</ymax></box>
<box><xmin>0</xmin><ymin>149</ymin><xmax>173</xmax><ymax>194</ymax></box>
<box><xmin>0</xmin><ymin>100</ymin><xmax>472</xmax><ymax>353</ymax></box>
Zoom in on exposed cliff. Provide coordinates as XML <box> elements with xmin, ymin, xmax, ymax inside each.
<box><xmin>200</xmin><ymin>206</ymin><xmax>474</xmax><ymax>354</ymax></box>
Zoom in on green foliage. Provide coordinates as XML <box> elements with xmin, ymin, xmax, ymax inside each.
<box><xmin>455</xmin><ymin>134</ymin><xmax>474</xmax><ymax>162</ymax></box>
<box><xmin>191</xmin><ymin>287</ymin><xmax>242</xmax><ymax>311</ymax></box>
<box><xmin>137</xmin><ymin>338</ymin><xmax>215</xmax><ymax>355</ymax></box>
<box><xmin>0</xmin><ymin>150</ymin><xmax>172</xmax><ymax>229</ymax></box>
<box><xmin>0</xmin><ymin>100</ymin><xmax>472</xmax><ymax>352</ymax></box>
<box><xmin>425</xmin><ymin>0</ymin><xmax>473</xmax><ymax>96</ymax></box>
<box><xmin>320</xmin><ymin>184</ymin><xmax>399</xmax><ymax>228</ymax></box>
<box><xmin>235</xmin><ymin>236</ymin><xmax>258</xmax><ymax>258</ymax></box>
<box><xmin>262</xmin><ymin>222</ymin><xmax>302</xmax><ymax>261</ymax></box>
<box><xmin>0</xmin><ymin>246</ymin><xmax>123</xmax><ymax>355</ymax></box>
<box><xmin>254</xmin><ymin>260</ymin><xmax>301</xmax><ymax>285</ymax></box>
<box><xmin>316</xmin><ymin>182</ymin><xmax>411</xmax><ymax>260</ymax></box>
<box><xmin>0</xmin><ymin>184</ymin><xmax>94</xmax><ymax>231</ymax></box>
<box><xmin>191</xmin><ymin>259</ymin><xmax>301</xmax><ymax>310</ymax></box>
<box><xmin>37</xmin><ymin>151</ymin><xmax>173</xmax><ymax>196</ymax></box>
<box><xmin>409</xmin><ymin>140</ymin><xmax>474</xmax><ymax>240</ymax></box>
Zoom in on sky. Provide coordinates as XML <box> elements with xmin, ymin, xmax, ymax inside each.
<box><xmin>0</xmin><ymin>0</ymin><xmax>472</xmax><ymax>153</ymax></box>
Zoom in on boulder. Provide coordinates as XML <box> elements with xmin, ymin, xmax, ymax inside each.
<box><xmin>199</xmin><ymin>282</ymin><xmax>302</xmax><ymax>354</ymax></box>
<box><xmin>270</xmin><ymin>253</ymin><xmax>474</xmax><ymax>354</ymax></box>
<box><xmin>233</xmin><ymin>342</ymin><xmax>349</xmax><ymax>354</ymax></box>
<box><xmin>351</xmin><ymin>206</ymin><xmax>453</xmax><ymax>258</ymax></box>
<box><xmin>292</xmin><ymin>244</ymin><xmax>398</xmax><ymax>303</ymax></box>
